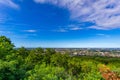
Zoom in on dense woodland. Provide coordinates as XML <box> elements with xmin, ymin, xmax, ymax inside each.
<box><xmin>0</xmin><ymin>36</ymin><xmax>120</xmax><ymax>80</ymax></box>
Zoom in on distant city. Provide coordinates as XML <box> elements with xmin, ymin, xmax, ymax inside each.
<box><xmin>25</xmin><ymin>48</ymin><xmax>120</xmax><ymax>57</ymax></box>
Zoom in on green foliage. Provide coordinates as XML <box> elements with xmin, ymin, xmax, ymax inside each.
<box><xmin>51</xmin><ymin>53</ymin><xmax>69</xmax><ymax>68</ymax></box>
<box><xmin>0</xmin><ymin>36</ymin><xmax>14</xmax><ymax>50</ymax></box>
<box><xmin>81</xmin><ymin>72</ymin><xmax>104</xmax><ymax>80</ymax></box>
<box><xmin>0</xmin><ymin>36</ymin><xmax>14</xmax><ymax>59</ymax></box>
<box><xmin>0</xmin><ymin>60</ymin><xmax>19</xmax><ymax>80</ymax></box>
<box><xmin>0</xmin><ymin>36</ymin><xmax>119</xmax><ymax>80</ymax></box>
<box><xmin>17</xmin><ymin>47</ymin><xmax>29</xmax><ymax>58</ymax></box>
<box><xmin>26</xmin><ymin>63</ymin><xmax>68</xmax><ymax>80</ymax></box>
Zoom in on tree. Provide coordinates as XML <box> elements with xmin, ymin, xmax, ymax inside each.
<box><xmin>17</xmin><ymin>47</ymin><xmax>29</xmax><ymax>58</ymax></box>
<box><xmin>26</xmin><ymin>63</ymin><xmax>68</xmax><ymax>80</ymax></box>
<box><xmin>25</xmin><ymin>48</ymin><xmax>44</xmax><ymax>69</ymax></box>
<box><xmin>51</xmin><ymin>53</ymin><xmax>69</xmax><ymax>68</ymax></box>
<box><xmin>43</xmin><ymin>48</ymin><xmax>56</xmax><ymax>65</ymax></box>
<box><xmin>0</xmin><ymin>36</ymin><xmax>14</xmax><ymax>59</ymax></box>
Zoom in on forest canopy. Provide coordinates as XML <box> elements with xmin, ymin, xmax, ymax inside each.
<box><xmin>0</xmin><ymin>36</ymin><xmax>120</xmax><ymax>80</ymax></box>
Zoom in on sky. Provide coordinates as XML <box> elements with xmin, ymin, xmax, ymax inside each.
<box><xmin>0</xmin><ymin>0</ymin><xmax>120</xmax><ymax>48</ymax></box>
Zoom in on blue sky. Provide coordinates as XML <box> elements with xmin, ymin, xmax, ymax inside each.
<box><xmin>0</xmin><ymin>0</ymin><xmax>120</xmax><ymax>48</ymax></box>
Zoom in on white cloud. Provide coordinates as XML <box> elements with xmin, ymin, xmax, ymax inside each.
<box><xmin>53</xmin><ymin>24</ymin><xmax>82</xmax><ymax>32</ymax></box>
<box><xmin>0</xmin><ymin>0</ymin><xmax>19</xmax><ymax>23</ymax></box>
<box><xmin>70</xmin><ymin>27</ymin><xmax>82</xmax><ymax>30</ymax></box>
<box><xmin>96</xmin><ymin>34</ymin><xmax>110</xmax><ymax>38</ymax></box>
<box><xmin>23</xmin><ymin>30</ymin><xmax>37</xmax><ymax>33</ymax></box>
<box><xmin>34</xmin><ymin>0</ymin><xmax>46</xmax><ymax>3</ymax></box>
<box><xmin>88</xmin><ymin>26</ymin><xmax>109</xmax><ymax>30</ymax></box>
<box><xmin>68</xmin><ymin>24</ymin><xmax>82</xmax><ymax>30</ymax></box>
<box><xmin>53</xmin><ymin>28</ymin><xmax>67</xmax><ymax>32</ymax></box>
<box><xmin>34</xmin><ymin>0</ymin><xmax>120</xmax><ymax>30</ymax></box>
<box><xmin>0</xmin><ymin>0</ymin><xmax>19</xmax><ymax>9</ymax></box>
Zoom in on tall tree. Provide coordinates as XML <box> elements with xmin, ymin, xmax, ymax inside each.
<box><xmin>0</xmin><ymin>36</ymin><xmax>14</xmax><ymax>59</ymax></box>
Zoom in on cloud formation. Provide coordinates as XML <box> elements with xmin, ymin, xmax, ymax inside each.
<box><xmin>0</xmin><ymin>0</ymin><xmax>19</xmax><ymax>23</ymax></box>
<box><xmin>23</xmin><ymin>30</ymin><xmax>37</xmax><ymax>33</ymax></box>
<box><xmin>53</xmin><ymin>28</ymin><xmax>67</xmax><ymax>32</ymax></box>
<box><xmin>34</xmin><ymin>0</ymin><xmax>120</xmax><ymax>30</ymax></box>
<box><xmin>68</xmin><ymin>25</ymin><xmax>82</xmax><ymax>30</ymax></box>
<box><xmin>96</xmin><ymin>33</ymin><xmax>110</xmax><ymax>38</ymax></box>
<box><xmin>0</xmin><ymin>0</ymin><xmax>19</xmax><ymax>9</ymax></box>
<box><xmin>53</xmin><ymin>24</ymin><xmax>82</xmax><ymax>32</ymax></box>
